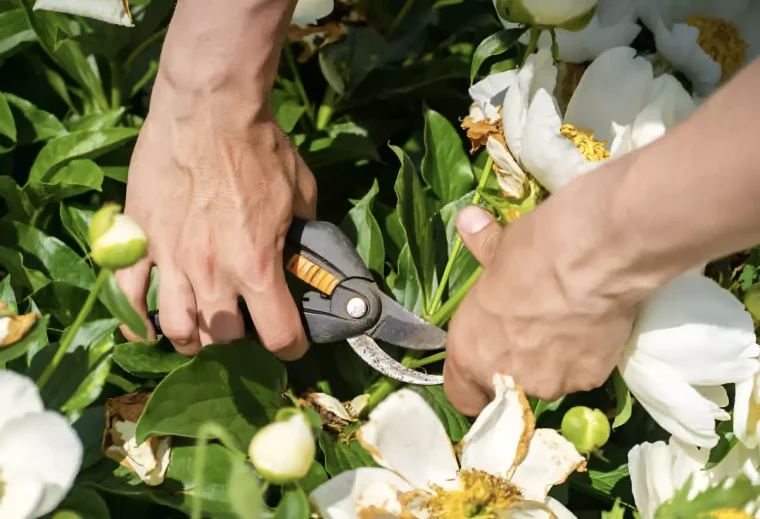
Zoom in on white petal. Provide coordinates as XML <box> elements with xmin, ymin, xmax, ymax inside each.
<box><xmin>0</xmin><ymin>371</ymin><xmax>43</xmax><ymax>432</ymax></box>
<box><xmin>564</xmin><ymin>46</ymin><xmax>653</xmax><ymax>144</ymax></box>
<box><xmin>554</xmin><ymin>0</ymin><xmax>641</xmax><ymax>63</ymax></box>
<box><xmin>520</xmin><ymin>88</ymin><xmax>590</xmax><ymax>193</ymax></box>
<box><xmin>619</xmin><ymin>350</ymin><xmax>722</xmax><ymax>448</ymax></box>
<box><xmin>358</xmin><ymin>389</ymin><xmax>458</xmax><ymax>489</ymax></box>
<box><xmin>733</xmin><ymin>370</ymin><xmax>760</xmax><ymax>449</ymax></box>
<box><xmin>0</xmin><ymin>412</ymin><xmax>83</xmax><ymax>517</ymax></box>
<box><xmin>470</xmin><ymin>70</ymin><xmax>518</xmax><ymax>120</ymax></box>
<box><xmin>511</xmin><ymin>429</ymin><xmax>585</xmax><ymax>501</ymax></box>
<box><xmin>735</xmin><ymin>1</ymin><xmax>760</xmax><ymax>64</ymax></box>
<box><xmin>629</xmin><ymin>272</ymin><xmax>757</xmax><ymax>386</ymax></box>
<box><xmin>356</xmin><ymin>481</ymin><xmax>412</xmax><ymax>517</ymax></box>
<box><xmin>502</xmin><ymin>48</ymin><xmax>557</xmax><ymax>162</ymax></box>
<box><xmin>0</xmin><ymin>474</ymin><xmax>44</xmax><ymax>519</ymax></box>
<box><xmin>631</xmin><ymin>74</ymin><xmax>696</xmax><ymax>149</ymax></box>
<box><xmin>694</xmin><ymin>385</ymin><xmax>730</xmax><ymax>411</ymax></box>
<box><xmin>291</xmin><ymin>0</ymin><xmax>334</xmax><ymax>25</ymax></box>
<box><xmin>668</xmin><ymin>436</ymin><xmax>711</xmax><ymax>491</ymax></box>
<box><xmin>521</xmin><ymin>0</ymin><xmax>598</xmax><ymax>26</ymax></box>
<box><xmin>487</xmin><ymin>137</ymin><xmax>527</xmax><ymax>198</ymax></box>
<box><xmin>33</xmin><ymin>0</ymin><xmax>133</xmax><ymax>26</ymax></box>
<box><xmin>309</xmin><ymin>468</ymin><xmax>413</xmax><ymax>519</ymax></box>
<box><xmin>347</xmin><ymin>394</ymin><xmax>370</xmax><ymax>419</ymax></box>
<box><xmin>628</xmin><ymin>442</ymin><xmax>658</xmax><ymax>519</ymax></box>
<box><xmin>709</xmin><ymin>441</ymin><xmax>760</xmax><ymax>484</ymax></box>
<box><xmin>496</xmin><ymin>500</ymin><xmax>557</xmax><ymax>518</ymax></box>
<box><xmin>459</xmin><ymin>374</ymin><xmax>534</xmax><ymax>478</ymax></box>
<box><xmin>312</xmin><ymin>393</ymin><xmax>353</xmax><ymax>422</ymax></box>
<box><xmin>545</xmin><ymin>497</ymin><xmax>578</xmax><ymax>519</ymax></box>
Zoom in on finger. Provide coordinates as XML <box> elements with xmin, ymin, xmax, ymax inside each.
<box><xmin>442</xmin><ymin>308</ymin><xmax>491</xmax><ymax>416</ymax></box>
<box><xmin>292</xmin><ymin>156</ymin><xmax>317</xmax><ymax>220</ymax></box>
<box><xmin>157</xmin><ymin>264</ymin><xmax>201</xmax><ymax>355</ymax></box>
<box><xmin>194</xmin><ymin>292</ymin><xmax>245</xmax><ymax>347</ymax></box>
<box><xmin>239</xmin><ymin>255</ymin><xmax>309</xmax><ymax>362</ymax></box>
<box><xmin>456</xmin><ymin>206</ymin><xmax>501</xmax><ymax>266</ymax></box>
<box><xmin>114</xmin><ymin>256</ymin><xmax>155</xmax><ymax>342</ymax></box>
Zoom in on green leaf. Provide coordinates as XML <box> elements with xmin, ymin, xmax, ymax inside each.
<box><xmin>0</xmin><ymin>275</ymin><xmax>17</xmax><ymax>313</ymax></box>
<box><xmin>655</xmin><ymin>473</ymin><xmax>760</xmax><ymax>519</ymax></box>
<box><xmin>0</xmin><ymin>8</ymin><xmax>36</xmax><ymax>59</ymax></box>
<box><xmin>54</xmin><ymin>486</ymin><xmax>111</xmax><ymax>519</ymax></box>
<box><xmin>470</xmin><ymin>27</ymin><xmax>528</xmax><ymax>84</ymax></box>
<box><xmin>318</xmin><ymin>26</ymin><xmax>388</xmax><ymax>97</ymax></box>
<box><xmin>340</xmin><ymin>179</ymin><xmax>385</xmax><ymax>279</ymax></box>
<box><xmin>0</xmin><ymin>245</ymin><xmax>51</xmax><ymax>294</ymax></box>
<box><xmin>66</xmin><ymin>108</ymin><xmax>125</xmax><ymax>132</ymax></box>
<box><xmin>0</xmin><ymin>176</ymin><xmax>33</xmax><ymax>221</ymax></box>
<box><xmin>0</xmin><ymin>90</ymin><xmax>17</xmax><ymax>146</ymax></box>
<box><xmin>29</xmin><ymin>128</ymin><xmax>139</xmax><ymax>182</ymax></box>
<box><xmin>113</xmin><ymin>338</ymin><xmax>190</xmax><ymax>378</ymax></box>
<box><xmin>302</xmin><ymin>461</ymin><xmax>329</xmax><ymax>494</ymax></box>
<box><xmin>589</xmin><ymin>463</ymin><xmax>630</xmax><ymax>494</ymax></box>
<box><xmin>72</xmin><ymin>405</ymin><xmax>108</xmax><ymax>471</ymax></box>
<box><xmin>611</xmin><ymin>369</ymin><xmax>633</xmax><ymax>429</ymax></box>
<box><xmin>411</xmin><ymin>386</ymin><xmax>471</xmax><ymax>442</ymax></box>
<box><xmin>602</xmin><ymin>498</ymin><xmax>626</xmax><ymax>519</ymax></box>
<box><xmin>60</xmin><ymin>203</ymin><xmax>94</xmax><ymax>255</ymax></box>
<box><xmin>421</xmin><ymin>106</ymin><xmax>474</xmax><ymax>206</ymax></box>
<box><xmin>227</xmin><ymin>457</ymin><xmax>265</xmax><ymax>519</ymax></box>
<box><xmin>0</xmin><ymin>220</ymin><xmax>94</xmax><ymax>290</ymax></box>
<box><xmin>24</xmin><ymin>158</ymin><xmax>104</xmax><ymax>208</ymax></box>
<box><xmin>0</xmin><ymin>313</ymin><xmax>48</xmax><ymax>364</ymax></box>
<box><xmin>135</xmin><ymin>340</ymin><xmax>288</xmax><ymax>449</ymax></box>
<box><xmin>392</xmin><ymin>145</ymin><xmax>436</xmax><ymax>308</ymax></box>
<box><xmin>439</xmin><ymin>191</ymin><xmax>480</xmax><ymax>294</ymax></box>
<box><xmin>705</xmin><ymin>420</ymin><xmax>739</xmax><ymax>470</ymax></box>
<box><xmin>319</xmin><ymin>429</ymin><xmax>378</xmax><ymax>477</ymax></box>
<box><xmin>534</xmin><ymin>395</ymin><xmax>566</xmax><ymax>421</ymax></box>
<box><xmin>29</xmin><ymin>281</ymin><xmax>111</xmax><ymax>327</ymax></box>
<box><xmin>3</xmin><ymin>93</ymin><xmax>66</xmax><ymax>143</ymax></box>
<box><xmin>389</xmin><ymin>244</ymin><xmax>425</xmax><ymax>315</ymax></box>
<box><xmin>275</xmin><ymin>487</ymin><xmax>311</xmax><ymax>519</ymax></box>
<box><xmin>272</xmin><ymin>88</ymin><xmax>306</xmax><ymax>133</ymax></box>
<box><xmin>98</xmin><ymin>270</ymin><xmax>147</xmax><ymax>339</ymax></box>
<box><xmin>301</xmin><ymin>133</ymin><xmax>380</xmax><ymax>169</ymax></box>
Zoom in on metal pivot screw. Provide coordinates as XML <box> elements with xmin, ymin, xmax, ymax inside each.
<box><xmin>346</xmin><ymin>297</ymin><xmax>368</xmax><ymax>318</ymax></box>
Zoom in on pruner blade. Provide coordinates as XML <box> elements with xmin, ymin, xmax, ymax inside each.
<box><xmin>346</xmin><ymin>335</ymin><xmax>443</xmax><ymax>386</ymax></box>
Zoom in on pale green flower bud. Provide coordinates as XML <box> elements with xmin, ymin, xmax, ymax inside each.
<box><xmin>560</xmin><ymin>406</ymin><xmax>610</xmax><ymax>455</ymax></box>
<box><xmin>744</xmin><ymin>282</ymin><xmax>760</xmax><ymax>321</ymax></box>
<box><xmin>89</xmin><ymin>204</ymin><xmax>148</xmax><ymax>271</ymax></box>
<box><xmin>248</xmin><ymin>409</ymin><xmax>316</xmax><ymax>484</ymax></box>
<box><xmin>494</xmin><ymin>0</ymin><xmax>597</xmax><ymax>31</ymax></box>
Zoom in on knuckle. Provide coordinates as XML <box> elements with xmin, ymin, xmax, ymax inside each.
<box><xmin>261</xmin><ymin>328</ymin><xmax>301</xmax><ymax>353</ymax></box>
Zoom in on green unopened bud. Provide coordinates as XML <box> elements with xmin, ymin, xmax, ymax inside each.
<box><xmin>560</xmin><ymin>406</ymin><xmax>610</xmax><ymax>455</ymax></box>
<box><xmin>248</xmin><ymin>410</ymin><xmax>315</xmax><ymax>484</ymax></box>
<box><xmin>494</xmin><ymin>0</ymin><xmax>597</xmax><ymax>31</ymax></box>
<box><xmin>89</xmin><ymin>204</ymin><xmax>148</xmax><ymax>270</ymax></box>
<box><xmin>744</xmin><ymin>282</ymin><xmax>760</xmax><ymax>321</ymax></box>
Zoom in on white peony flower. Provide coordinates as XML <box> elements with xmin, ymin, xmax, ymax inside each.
<box><xmin>309</xmin><ymin>374</ymin><xmax>586</xmax><ymax>518</ymax></box>
<box><xmin>494</xmin><ymin>0</ymin><xmax>598</xmax><ymax>28</ymax></box>
<box><xmin>734</xmin><ymin>366</ymin><xmax>760</xmax><ymax>449</ymax></box>
<box><xmin>619</xmin><ymin>272</ymin><xmax>760</xmax><ymax>449</ymax></box>
<box><xmin>628</xmin><ymin>436</ymin><xmax>760</xmax><ymax>519</ymax></box>
<box><xmin>634</xmin><ymin>0</ymin><xmax>760</xmax><ymax>96</ymax></box>
<box><xmin>292</xmin><ymin>0</ymin><xmax>334</xmax><ymax>25</ymax></box>
<box><xmin>32</xmin><ymin>0</ymin><xmax>133</xmax><ymax>26</ymax></box>
<box><xmin>0</xmin><ymin>370</ymin><xmax>83</xmax><ymax>518</ymax></box>
<box><xmin>497</xmin><ymin>0</ymin><xmax>641</xmax><ymax>63</ymax></box>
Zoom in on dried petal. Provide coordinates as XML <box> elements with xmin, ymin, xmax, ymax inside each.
<box><xmin>0</xmin><ymin>300</ymin><xmax>39</xmax><ymax>347</ymax></box>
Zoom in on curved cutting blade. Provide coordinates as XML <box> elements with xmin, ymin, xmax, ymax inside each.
<box><xmin>367</xmin><ymin>292</ymin><xmax>447</xmax><ymax>351</ymax></box>
<box><xmin>346</xmin><ymin>335</ymin><xmax>443</xmax><ymax>385</ymax></box>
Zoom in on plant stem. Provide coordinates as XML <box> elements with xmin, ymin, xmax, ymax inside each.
<box><xmin>316</xmin><ymin>86</ymin><xmax>337</xmax><ymax>131</ymax></box>
<box><xmin>408</xmin><ymin>351</ymin><xmax>446</xmax><ymax>369</ymax></box>
<box><xmin>429</xmin><ymin>266</ymin><xmax>482</xmax><ymax>327</ymax></box>
<box><xmin>37</xmin><ymin>269</ymin><xmax>109</xmax><ymax>389</ymax></box>
<box><xmin>521</xmin><ymin>27</ymin><xmax>541</xmax><ymax>67</ymax></box>
<box><xmin>109</xmin><ymin>58</ymin><xmax>122</xmax><ymax>109</ymax></box>
<box><xmin>427</xmin><ymin>156</ymin><xmax>493</xmax><ymax>315</ymax></box>
<box><xmin>283</xmin><ymin>42</ymin><xmax>315</xmax><ymax>125</ymax></box>
<box><xmin>388</xmin><ymin>0</ymin><xmax>417</xmax><ymax>36</ymax></box>
<box><xmin>124</xmin><ymin>27</ymin><xmax>169</xmax><ymax>72</ymax></box>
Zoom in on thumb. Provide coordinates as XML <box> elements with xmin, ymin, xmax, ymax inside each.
<box><xmin>456</xmin><ymin>205</ymin><xmax>501</xmax><ymax>266</ymax></box>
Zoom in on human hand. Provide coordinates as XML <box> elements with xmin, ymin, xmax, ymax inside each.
<box><xmin>115</xmin><ymin>74</ymin><xmax>317</xmax><ymax>360</ymax></box>
<box><xmin>442</xmin><ymin>177</ymin><xmax>659</xmax><ymax>415</ymax></box>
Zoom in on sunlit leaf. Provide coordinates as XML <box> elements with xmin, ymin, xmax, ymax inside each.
<box><xmin>470</xmin><ymin>27</ymin><xmax>527</xmax><ymax>84</ymax></box>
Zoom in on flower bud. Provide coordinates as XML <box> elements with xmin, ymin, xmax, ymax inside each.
<box><xmin>248</xmin><ymin>409</ymin><xmax>316</xmax><ymax>484</ymax></box>
<box><xmin>89</xmin><ymin>204</ymin><xmax>148</xmax><ymax>270</ymax></box>
<box><xmin>494</xmin><ymin>0</ymin><xmax>597</xmax><ymax>31</ymax></box>
<box><xmin>744</xmin><ymin>282</ymin><xmax>760</xmax><ymax>321</ymax></box>
<box><xmin>560</xmin><ymin>406</ymin><xmax>610</xmax><ymax>455</ymax></box>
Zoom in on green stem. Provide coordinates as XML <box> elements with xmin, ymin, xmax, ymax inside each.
<box><xmin>429</xmin><ymin>266</ymin><xmax>482</xmax><ymax>327</ymax></box>
<box><xmin>427</xmin><ymin>156</ymin><xmax>494</xmax><ymax>315</ymax></box>
<box><xmin>408</xmin><ymin>351</ymin><xmax>446</xmax><ymax>369</ymax></box>
<box><xmin>549</xmin><ymin>28</ymin><xmax>559</xmax><ymax>63</ymax></box>
<box><xmin>109</xmin><ymin>58</ymin><xmax>122</xmax><ymax>109</ymax></box>
<box><xmin>37</xmin><ymin>269</ymin><xmax>110</xmax><ymax>389</ymax></box>
<box><xmin>124</xmin><ymin>27</ymin><xmax>169</xmax><ymax>72</ymax></box>
<box><xmin>316</xmin><ymin>86</ymin><xmax>337</xmax><ymax>131</ymax></box>
<box><xmin>284</xmin><ymin>42</ymin><xmax>315</xmax><ymax>125</ymax></box>
<box><xmin>387</xmin><ymin>0</ymin><xmax>417</xmax><ymax>36</ymax></box>
<box><xmin>521</xmin><ymin>27</ymin><xmax>541</xmax><ymax>67</ymax></box>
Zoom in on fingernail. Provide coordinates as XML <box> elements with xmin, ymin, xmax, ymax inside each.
<box><xmin>457</xmin><ymin>206</ymin><xmax>492</xmax><ymax>234</ymax></box>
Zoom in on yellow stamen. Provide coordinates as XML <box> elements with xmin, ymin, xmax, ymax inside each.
<box><xmin>422</xmin><ymin>469</ymin><xmax>522</xmax><ymax>518</ymax></box>
<box><xmin>686</xmin><ymin>15</ymin><xmax>748</xmax><ymax>81</ymax></box>
<box><xmin>560</xmin><ymin>123</ymin><xmax>610</xmax><ymax>162</ymax></box>
<box><xmin>701</xmin><ymin>509</ymin><xmax>756</xmax><ymax>519</ymax></box>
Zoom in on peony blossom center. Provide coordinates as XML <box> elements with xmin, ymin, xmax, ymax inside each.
<box><xmin>423</xmin><ymin>469</ymin><xmax>522</xmax><ymax>518</ymax></box>
<box><xmin>560</xmin><ymin>123</ymin><xmax>610</xmax><ymax>162</ymax></box>
<box><xmin>702</xmin><ymin>509</ymin><xmax>756</xmax><ymax>519</ymax></box>
<box><xmin>686</xmin><ymin>15</ymin><xmax>748</xmax><ymax>81</ymax></box>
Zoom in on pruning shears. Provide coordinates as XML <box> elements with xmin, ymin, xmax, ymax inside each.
<box><xmin>148</xmin><ymin>218</ymin><xmax>445</xmax><ymax>385</ymax></box>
